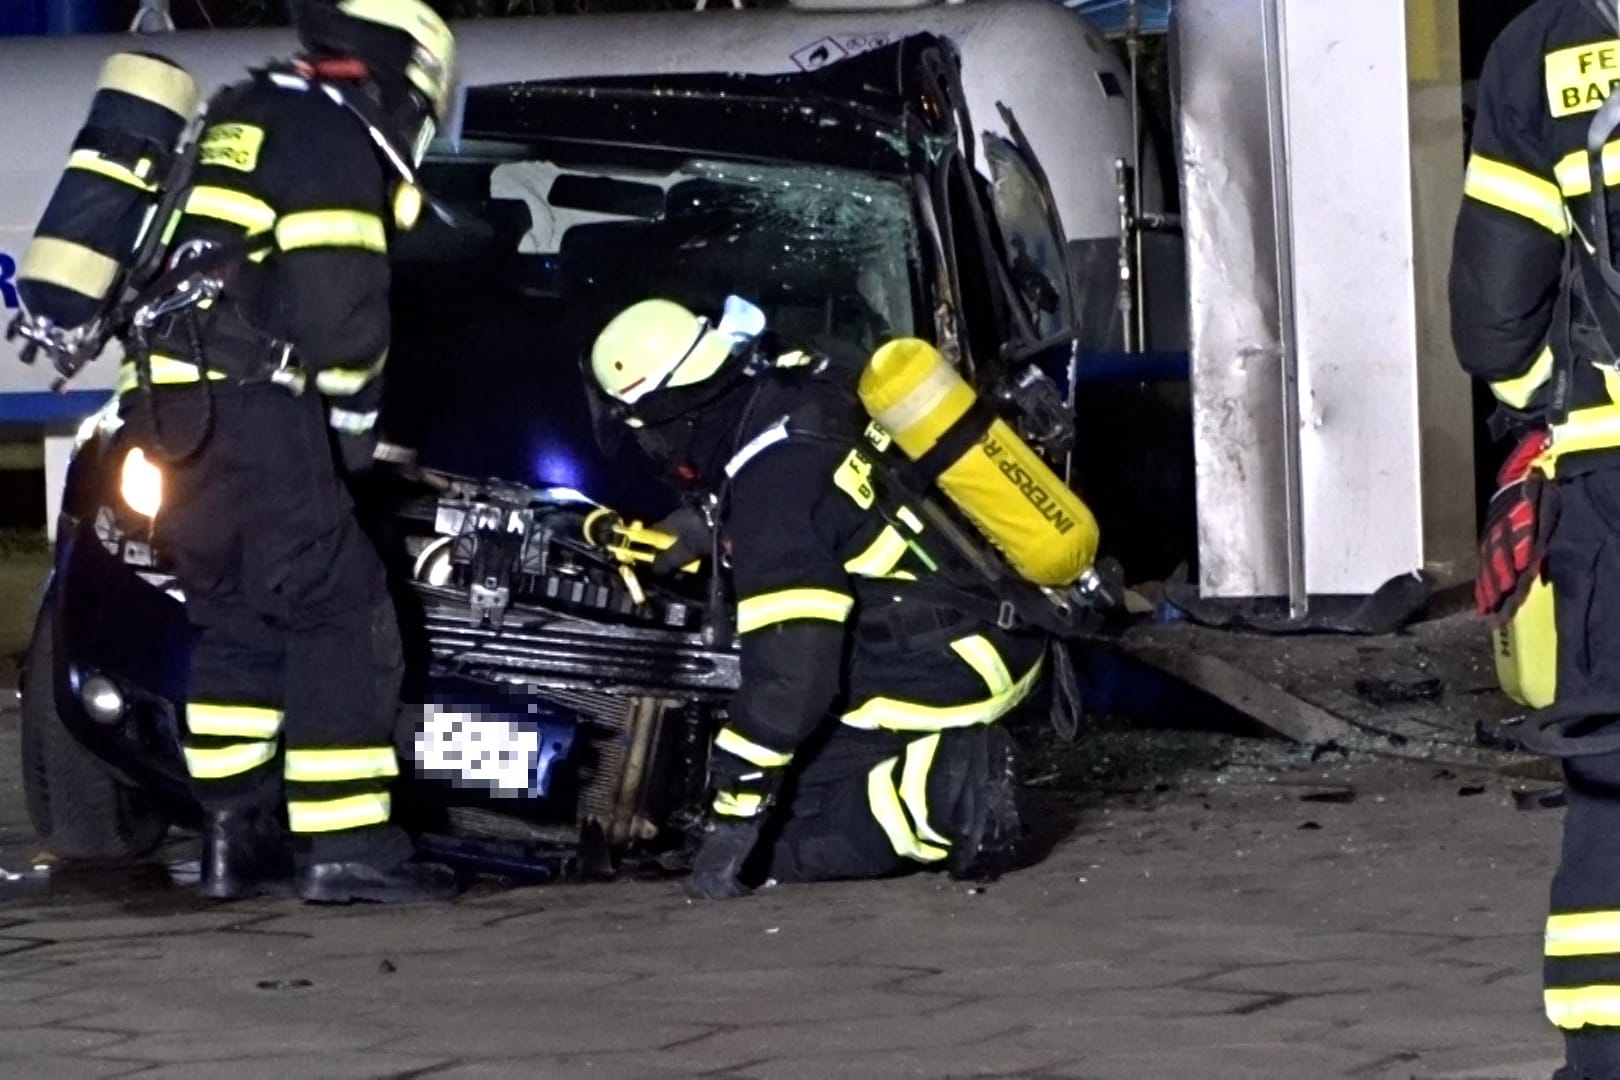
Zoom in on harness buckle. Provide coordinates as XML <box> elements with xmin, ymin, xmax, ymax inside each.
<box><xmin>996</xmin><ymin>600</ymin><xmax>1020</xmax><ymax>631</ymax></box>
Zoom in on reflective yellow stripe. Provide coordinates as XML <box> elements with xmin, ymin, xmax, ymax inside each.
<box><xmin>843</xmin><ymin>655</ymin><xmax>1044</xmax><ymax>733</ymax></box>
<box><xmin>1547</xmin><ymin>986</ymin><xmax>1620</xmax><ymax>1029</ymax></box>
<box><xmin>1464</xmin><ymin>154</ymin><xmax>1569</xmax><ymax>236</ymax></box>
<box><xmin>896</xmin><ymin>506</ymin><xmax>924</xmax><ymax>533</ymax></box>
<box><xmin>843</xmin><ymin>526</ymin><xmax>910</xmax><ymax>578</ymax></box>
<box><xmin>18</xmin><ymin>237</ymin><xmax>119</xmax><ymax>299</ymax></box>
<box><xmin>275</xmin><ymin>210</ymin><xmax>386</xmax><ymax>253</ymax></box>
<box><xmin>284</xmin><ymin>747</ymin><xmax>399</xmax><ymax>783</ymax></box>
<box><xmin>188</xmin><ymin>703</ymin><xmax>284</xmax><ymax>739</ymax></box>
<box><xmin>184</xmin><ymin>185</ymin><xmax>276</xmax><ymax>234</ymax></box>
<box><xmin>1547</xmin><ymin>912</ymin><xmax>1620</xmax><ymax>958</ymax></box>
<box><xmin>713</xmin><ymin>791</ymin><xmax>764</xmax><ymax>818</ymax></box>
<box><xmin>950</xmin><ymin>635</ymin><xmax>1014</xmax><ymax>695</ymax></box>
<box><xmin>867</xmin><ymin>757</ymin><xmax>948</xmax><ymax>863</ymax></box>
<box><xmin>1490</xmin><ymin>346</ymin><xmax>1555</xmax><ymax>410</ymax></box>
<box><xmin>100</xmin><ymin>52</ymin><xmax>197</xmax><ymax>117</ymax></box>
<box><xmin>1555</xmin><ymin>142</ymin><xmax>1620</xmax><ymax>198</ymax></box>
<box><xmin>714</xmin><ymin>727</ymin><xmax>792</xmax><ymax>768</ymax></box>
<box><xmin>287</xmin><ymin>792</ymin><xmax>391</xmax><ymax>833</ymax></box>
<box><xmin>67</xmin><ymin>149</ymin><xmax>156</xmax><ymax>191</ymax></box>
<box><xmin>899</xmin><ymin>734</ymin><xmax>950</xmax><ymax>846</ymax></box>
<box><xmin>736</xmin><ymin>588</ymin><xmax>854</xmax><ymax>634</ymax></box>
<box><xmin>183</xmin><ymin>740</ymin><xmax>277</xmax><ymax>780</ymax></box>
<box><xmin>116</xmin><ymin>355</ymin><xmax>230</xmax><ymax>394</ymax></box>
<box><xmin>314</xmin><ymin>350</ymin><xmax>387</xmax><ymax>396</ymax></box>
<box><xmin>1549</xmin><ymin>403</ymin><xmax>1620</xmax><ymax>467</ymax></box>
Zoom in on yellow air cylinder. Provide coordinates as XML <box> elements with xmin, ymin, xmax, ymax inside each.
<box><xmin>858</xmin><ymin>338</ymin><xmax>1099</xmax><ymax>588</ymax></box>
<box><xmin>1492</xmin><ymin>575</ymin><xmax>1556</xmax><ymax>709</ymax></box>
<box><xmin>18</xmin><ymin>53</ymin><xmax>199</xmax><ymax>332</ymax></box>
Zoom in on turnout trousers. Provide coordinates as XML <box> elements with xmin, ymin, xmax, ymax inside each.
<box><xmin>119</xmin><ymin>384</ymin><xmax>412</xmax><ymax>868</ymax></box>
<box><xmin>760</xmin><ymin>721</ymin><xmax>1018</xmax><ymax>884</ymax></box>
<box><xmin>1544</xmin><ymin>468</ymin><xmax>1620</xmax><ymax>1078</ymax></box>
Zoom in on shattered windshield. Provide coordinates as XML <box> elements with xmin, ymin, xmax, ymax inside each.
<box><xmin>383</xmin><ymin>147</ymin><xmax>922</xmax><ymax>513</ymax></box>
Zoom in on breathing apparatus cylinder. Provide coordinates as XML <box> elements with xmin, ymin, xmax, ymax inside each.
<box><xmin>858</xmin><ymin>338</ymin><xmax>1099</xmax><ymax>588</ymax></box>
<box><xmin>16</xmin><ymin>52</ymin><xmax>198</xmax><ymax>341</ymax></box>
<box><xmin>1493</xmin><ymin>575</ymin><xmax>1557</xmax><ymax>708</ymax></box>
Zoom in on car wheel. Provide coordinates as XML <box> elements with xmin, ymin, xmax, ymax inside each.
<box><xmin>19</xmin><ymin>604</ymin><xmax>169</xmax><ymax>862</ymax></box>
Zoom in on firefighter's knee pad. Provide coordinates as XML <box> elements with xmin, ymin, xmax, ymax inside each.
<box><xmin>1494</xmin><ymin>575</ymin><xmax>1556</xmax><ymax>709</ymax></box>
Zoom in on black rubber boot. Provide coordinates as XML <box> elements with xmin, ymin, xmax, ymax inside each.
<box><xmin>296</xmin><ymin>859</ymin><xmax>458</xmax><ymax>904</ymax></box>
<box><xmin>200</xmin><ymin>807</ymin><xmax>295</xmax><ymax>900</ymax></box>
<box><xmin>686</xmin><ymin>818</ymin><xmax>764</xmax><ymax>900</ymax></box>
<box><xmin>948</xmin><ymin>726</ymin><xmax>1022</xmax><ymax>882</ymax></box>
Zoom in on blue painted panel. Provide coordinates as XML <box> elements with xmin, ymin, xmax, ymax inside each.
<box><xmin>0</xmin><ymin>391</ymin><xmax>112</xmax><ymax>424</ymax></box>
<box><xmin>1064</xmin><ymin>0</ymin><xmax>1172</xmax><ymax>35</ymax></box>
<box><xmin>0</xmin><ymin>0</ymin><xmax>108</xmax><ymax>36</ymax></box>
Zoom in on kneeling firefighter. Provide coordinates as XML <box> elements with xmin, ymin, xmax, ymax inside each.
<box><xmin>16</xmin><ymin>0</ymin><xmax>460</xmax><ymax>902</ymax></box>
<box><xmin>584</xmin><ymin>296</ymin><xmax>1097</xmax><ymax>899</ymax></box>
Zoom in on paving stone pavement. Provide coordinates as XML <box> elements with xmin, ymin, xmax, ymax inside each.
<box><xmin>0</xmin><ymin>698</ymin><xmax>1575</xmax><ymax>1079</ymax></box>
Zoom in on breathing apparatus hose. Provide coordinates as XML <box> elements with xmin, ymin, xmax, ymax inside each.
<box><xmin>1513</xmin><ymin>696</ymin><xmax>1620</xmax><ymax>759</ymax></box>
<box><xmin>131</xmin><ymin>309</ymin><xmax>215</xmax><ymax>465</ymax></box>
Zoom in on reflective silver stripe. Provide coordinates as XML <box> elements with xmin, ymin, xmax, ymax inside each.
<box><xmin>328</xmin><ymin>407</ymin><xmax>379</xmax><ymax>435</ymax></box>
<box><xmin>724</xmin><ymin>417</ymin><xmax>792</xmax><ymax>478</ymax></box>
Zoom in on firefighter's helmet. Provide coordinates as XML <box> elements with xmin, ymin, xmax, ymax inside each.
<box><xmin>293</xmin><ymin>0</ymin><xmax>457</xmax><ymax>155</ymax></box>
<box><xmin>590</xmin><ymin>299</ymin><xmax>743</xmax><ymax>409</ymax></box>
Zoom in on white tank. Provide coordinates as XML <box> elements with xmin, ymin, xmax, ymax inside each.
<box><xmin>0</xmin><ymin>0</ymin><xmax>1143</xmax><ymax>395</ymax></box>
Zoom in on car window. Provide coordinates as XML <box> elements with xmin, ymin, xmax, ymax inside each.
<box><xmin>982</xmin><ymin>133</ymin><xmax>1073</xmax><ymax>340</ymax></box>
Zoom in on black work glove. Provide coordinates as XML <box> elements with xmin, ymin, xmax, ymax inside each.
<box><xmin>649</xmin><ymin>502</ymin><xmax>713</xmax><ymax>576</ymax></box>
<box><xmin>336</xmin><ymin>430</ymin><xmax>379</xmax><ymax>476</ymax></box>
<box><xmin>685</xmin><ymin>817</ymin><xmax>763</xmax><ymax>900</ymax></box>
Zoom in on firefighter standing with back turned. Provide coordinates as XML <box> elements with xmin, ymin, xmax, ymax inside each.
<box><xmin>1453</xmin><ymin>2</ymin><xmax>1620</xmax><ymax>1074</ymax></box>
<box><xmin>114</xmin><ymin>0</ymin><xmax>459</xmax><ymax>903</ymax></box>
<box><xmin>584</xmin><ymin>297</ymin><xmax>1050</xmax><ymax>899</ymax></box>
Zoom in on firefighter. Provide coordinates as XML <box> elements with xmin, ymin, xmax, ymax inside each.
<box><xmin>584</xmin><ymin>296</ymin><xmax>1047</xmax><ymax>899</ymax></box>
<box><xmin>1452</xmin><ymin>3</ymin><xmax>1620</xmax><ymax>1073</ymax></box>
<box><xmin>113</xmin><ymin>0</ymin><xmax>458</xmax><ymax>903</ymax></box>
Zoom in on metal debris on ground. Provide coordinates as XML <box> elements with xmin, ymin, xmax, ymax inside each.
<box><xmin>1353</xmin><ymin>676</ymin><xmax>1444</xmax><ymax>706</ymax></box>
<box><xmin>1513</xmin><ymin>786</ymin><xmax>1567</xmax><ymax>812</ymax></box>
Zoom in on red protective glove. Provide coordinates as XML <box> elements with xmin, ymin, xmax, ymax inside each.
<box><xmin>1475</xmin><ymin>430</ymin><xmax>1555</xmax><ymax>628</ymax></box>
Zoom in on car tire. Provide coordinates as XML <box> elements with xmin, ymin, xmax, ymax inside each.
<box><xmin>19</xmin><ymin>604</ymin><xmax>169</xmax><ymax>862</ymax></box>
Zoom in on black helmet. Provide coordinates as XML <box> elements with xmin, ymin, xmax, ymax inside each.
<box><xmin>290</xmin><ymin>0</ymin><xmax>456</xmax><ymax>162</ymax></box>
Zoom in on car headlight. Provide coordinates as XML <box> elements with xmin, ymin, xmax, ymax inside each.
<box><xmin>120</xmin><ymin>448</ymin><xmax>162</xmax><ymax>518</ymax></box>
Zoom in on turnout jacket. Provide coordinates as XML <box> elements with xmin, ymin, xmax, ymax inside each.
<box><xmin>709</xmin><ymin>379</ymin><xmax>1048</xmax><ymax>825</ymax></box>
<box><xmin>133</xmin><ymin>70</ymin><xmax>399</xmax><ymax>438</ymax></box>
<box><xmin>1452</xmin><ymin>0</ymin><xmax>1620</xmax><ymax>474</ymax></box>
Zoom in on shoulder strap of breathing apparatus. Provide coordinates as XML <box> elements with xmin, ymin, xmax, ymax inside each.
<box><xmin>716</xmin><ymin>360</ymin><xmax>1096</xmax><ymax>641</ymax></box>
<box><xmin>1549</xmin><ymin>7</ymin><xmax>1620</xmax><ymax>426</ymax></box>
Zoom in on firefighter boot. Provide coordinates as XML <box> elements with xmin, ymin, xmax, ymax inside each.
<box><xmin>296</xmin><ymin>858</ymin><xmax>458</xmax><ymax>904</ymax></box>
<box><xmin>686</xmin><ymin>818</ymin><xmax>764</xmax><ymax>900</ymax></box>
<box><xmin>200</xmin><ymin>807</ymin><xmax>295</xmax><ymax>900</ymax></box>
<box><xmin>948</xmin><ymin>725</ymin><xmax>1023</xmax><ymax>882</ymax></box>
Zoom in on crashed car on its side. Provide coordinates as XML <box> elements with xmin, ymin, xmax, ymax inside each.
<box><xmin>20</xmin><ymin>35</ymin><xmax>1086</xmax><ymax>878</ymax></box>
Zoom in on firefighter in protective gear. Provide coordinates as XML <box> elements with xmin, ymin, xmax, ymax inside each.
<box><xmin>112</xmin><ymin>0</ymin><xmax>458</xmax><ymax>903</ymax></box>
<box><xmin>1451</xmin><ymin>3</ymin><xmax>1620</xmax><ymax>1072</ymax></box>
<box><xmin>587</xmin><ymin>297</ymin><xmax>1047</xmax><ymax>900</ymax></box>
